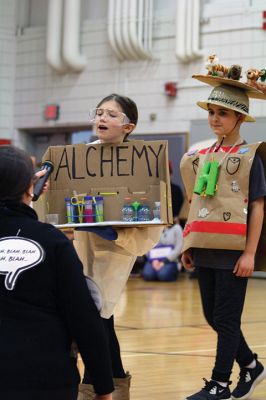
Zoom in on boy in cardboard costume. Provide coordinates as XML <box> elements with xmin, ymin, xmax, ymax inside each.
<box><xmin>180</xmin><ymin>73</ymin><xmax>266</xmax><ymax>400</ymax></box>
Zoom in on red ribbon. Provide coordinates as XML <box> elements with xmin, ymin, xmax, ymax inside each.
<box><xmin>199</xmin><ymin>146</ymin><xmax>241</xmax><ymax>155</ymax></box>
<box><xmin>183</xmin><ymin>220</ymin><xmax>246</xmax><ymax>237</ymax></box>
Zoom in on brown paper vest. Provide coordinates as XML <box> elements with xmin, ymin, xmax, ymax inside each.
<box><xmin>181</xmin><ymin>142</ymin><xmax>266</xmax><ymax>271</ymax></box>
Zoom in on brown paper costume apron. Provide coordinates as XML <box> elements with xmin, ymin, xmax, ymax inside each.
<box><xmin>74</xmin><ymin>226</ymin><xmax>162</xmax><ymax>318</ymax></box>
<box><xmin>180</xmin><ymin>141</ymin><xmax>266</xmax><ymax>271</ymax></box>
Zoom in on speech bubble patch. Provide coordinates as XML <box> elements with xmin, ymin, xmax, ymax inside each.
<box><xmin>0</xmin><ymin>236</ymin><xmax>45</xmax><ymax>290</ymax></box>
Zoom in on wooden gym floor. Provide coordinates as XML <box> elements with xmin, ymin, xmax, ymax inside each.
<box><xmin>79</xmin><ymin>273</ymin><xmax>266</xmax><ymax>399</ymax></box>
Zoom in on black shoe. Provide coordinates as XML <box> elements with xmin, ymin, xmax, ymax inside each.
<box><xmin>231</xmin><ymin>355</ymin><xmax>266</xmax><ymax>399</ymax></box>
<box><xmin>185</xmin><ymin>378</ymin><xmax>232</xmax><ymax>400</ymax></box>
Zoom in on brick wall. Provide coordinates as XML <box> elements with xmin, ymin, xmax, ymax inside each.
<box><xmin>6</xmin><ymin>0</ymin><xmax>266</xmax><ymax>146</ymax></box>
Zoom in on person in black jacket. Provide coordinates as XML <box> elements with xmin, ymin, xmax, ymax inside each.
<box><xmin>0</xmin><ymin>145</ymin><xmax>114</xmax><ymax>400</ymax></box>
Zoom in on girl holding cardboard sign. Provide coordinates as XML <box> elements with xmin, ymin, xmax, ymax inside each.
<box><xmin>180</xmin><ymin>72</ymin><xmax>266</xmax><ymax>400</ymax></box>
<box><xmin>0</xmin><ymin>146</ymin><xmax>113</xmax><ymax>400</ymax></box>
<box><xmin>74</xmin><ymin>94</ymin><xmax>163</xmax><ymax>400</ymax></box>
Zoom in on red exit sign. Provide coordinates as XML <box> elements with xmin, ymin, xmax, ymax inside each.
<box><xmin>0</xmin><ymin>139</ymin><xmax>12</xmax><ymax>145</ymax></box>
<box><xmin>44</xmin><ymin>104</ymin><xmax>60</xmax><ymax>121</ymax></box>
<box><xmin>263</xmin><ymin>11</ymin><xmax>266</xmax><ymax>30</ymax></box>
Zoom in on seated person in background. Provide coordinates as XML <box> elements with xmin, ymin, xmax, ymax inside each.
<box><xmin>142</xmin><ymin>221</ymin><xmax>183</xmax><ymax>281</ymax></box>
<box><xmin>132</xmin><ymin>161</ymin><xmax>184</xmax><ymax>277</ymax></box>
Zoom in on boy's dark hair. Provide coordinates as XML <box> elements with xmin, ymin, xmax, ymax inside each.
<box><xmin>0</xmin><ymin>145</ymin><xmax>34</xmax><ymax>203</ymax></box>
<box><xmin>97</xmin><ymin>93</ymin><xmax>138</xmax><ymax>125</ymax></box>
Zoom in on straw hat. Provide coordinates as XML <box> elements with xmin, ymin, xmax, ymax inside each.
<box><xmin>197</xmin><ymin>84</ymin><xmax>255</xmax><ymax>122</ymax></box>
<box><xmin>193</xmin><ymin>73</ymin><xmax>266</xmax><ymax>122</ymax></box>
<box><xmin>193</xmin><ymin>74</ymin><xmax>266</xmax><ymax>100</ymax></box>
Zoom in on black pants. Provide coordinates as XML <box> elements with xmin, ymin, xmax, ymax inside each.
<box><xmin>1</xmin><ymin>388</ymin><xmax>78</xmax><ymax>400</ymax></box>
<box><xmin>83</xmin><ymin>315</ymin><xmax>126</xmax><ymax>383</ymax></box>
<box><xmin>197</xmin><ymin>267</ymin><xmax>254</xmax><ymax>382</ymax></box>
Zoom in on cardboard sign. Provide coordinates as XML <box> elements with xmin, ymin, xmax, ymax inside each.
<box><xmin>148</xmin><ymin>244</ymin><xmax>174</xmax><ymax>261</ymax></box>
<box><xmin>35</xmin><ymin>140</ymin><xmax>173</xmax><ymax>227</ymax></box>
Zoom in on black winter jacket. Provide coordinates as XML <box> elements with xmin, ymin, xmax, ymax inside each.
<box><xmin>0</xmin><ymin>202</ymin><xmax>113</xmax><ymax>395</ymax></box>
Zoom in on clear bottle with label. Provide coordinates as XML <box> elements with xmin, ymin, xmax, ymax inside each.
<box><xmin>153</xmin><ymin>201</ymin><xmax>161</xmax><ymax>220</ymax></box>
<box><xmin>121</xmin><ymin>197</ymin><xmax>134</xmax><ymax>222</ymax></box>
<box><xmin>131</xmin><ymin>200</ymin><xmax>141</xmax><ymax>222</ymax></box>
<box><xmin>137</xmin><ymin>198</ymin><xmax>151</xmax><ymax>221</ymax></box>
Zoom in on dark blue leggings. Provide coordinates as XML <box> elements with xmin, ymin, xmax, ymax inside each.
<box><xmin>142</xmin><ymin>261</ymin><xmax>178</xmax><ymax>281</ymax></box>
<box><xmin>197</xmin><ymin>267</ymin><xmax>254</xmax><ymax>382</ymax></box>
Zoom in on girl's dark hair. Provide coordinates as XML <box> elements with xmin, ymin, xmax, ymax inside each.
<box><xmin>97</xmin><ymin>93</ymin><xmax>138</xmax><ymax>125</ymax></box>
<box><xmin>0</xmin><ymin>145</ymin><xmax>34</xmax><ymax>203</ymax></box>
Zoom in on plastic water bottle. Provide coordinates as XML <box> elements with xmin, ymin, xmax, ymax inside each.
<box><xmin>153</xmin><ymin>201</ymin><xmax>161</xmax><ymax>220</ymax></box>
<box><xmin>121</xmin><ymin>198</ymin><xmax>134</xmax><ymax>222</ymax></box>
<box><xmin>137</xmin><ymin>198</ymin><xmax>151</xmax><ymax>221</ymax></box>
<box><xmin>131</xmin><ymin>200</ymin><xmax>141</xmax><ymax>221</ymax></box>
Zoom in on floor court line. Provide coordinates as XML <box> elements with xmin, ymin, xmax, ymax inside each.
<box><xmin>122</xmin><ymin>343</ymin><xmax>266</xmax><ymax>358</ymax></box>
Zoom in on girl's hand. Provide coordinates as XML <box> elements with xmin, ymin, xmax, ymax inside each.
<box><xmin>233</xmin><ymin>252</ymin><xmax>255</xmax><ymax>277</ymax></box>
<box><xmin>181</xmin><ymin>249</ymin><xmax>194</xmax><ymax>271</ymax></box>
<box><xmin>34</xmin><ymin>169</ymin><xmax>49</xmax><ymax>194</ymax></box>
<box><xmin>152</xmin><ymin>260</ymin><xmax>164</xmax><ymax>271</ymax></box>
<box><xmin>94</xmin><ymin>394</ymin><xmax>112</xmax><ymax>400</ymax></box>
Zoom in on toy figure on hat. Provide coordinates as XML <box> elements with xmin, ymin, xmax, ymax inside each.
<box><xmin>246</xmin><ymin>68</ymin><xmax>266</xmax><ymax>85</ymax></box>
<box><xmin>180</xmin><ymin>59</ymin><xmax>266</xmax><ymax>400</ymax></box>
<box><xmin>197</xmin><ymin>53</ymin><xmax>266</xmax><ymax>99</ymax></box>
<box><xmin>245</xmin><ymin>67</ymin><xmax>266</xmax><ymax>94</ymax></box>
<box><xmin>205</xmin><ymin>54</ymin><xmax>242</xmax><ymax>81</ymax></box>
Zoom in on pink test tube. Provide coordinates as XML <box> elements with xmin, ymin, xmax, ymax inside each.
<box><xmin>83</xmin><ymin>196</ymin><xmax>93</xmax><ymax>222</ymax></box>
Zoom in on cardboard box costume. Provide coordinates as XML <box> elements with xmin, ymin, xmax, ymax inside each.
<box><xmin>35</xmin><ymin>140</ymin><xmax>169</xmax><ymax>318</ymax></box>
<box><xmin>181</xmin><ymin>72</ymin><xmax>266</xmax><ymax>271</ymax></box>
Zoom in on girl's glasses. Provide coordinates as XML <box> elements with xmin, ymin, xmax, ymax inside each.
<box><xmin>89</xmin><ymin>108</ymin><xmax>130</xmax><ymax>125</ymax></box>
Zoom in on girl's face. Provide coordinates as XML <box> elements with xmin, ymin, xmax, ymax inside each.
<box><xmin>94</xmin><ymin>100</ymin><xmax>134</xmax><ymax>144</ymax></box>
<box><xmin>207</xmin><ymin>104</ymin><xmax>243</xmax><ymax>139</ymax></box>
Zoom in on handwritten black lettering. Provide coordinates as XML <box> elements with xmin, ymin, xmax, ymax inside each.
<box><xmin>52</xmin><ymin>143</ymin><xmax>165</xmax><ymax>180</ymax></box>
<box><xmin>55</xmin><ymin>148</ymin><xmax>71</xmax><ymax>180</ymax></box>
<box><xmin>86</xmin><ymin>146</ymin><xmax>96</xmax><ymax>177</ymax></box>
<box><xmin>148</xmin><ymin>144</ymin><xmax>163</xmax><ymax>178</ymax></box>
<box><xmin>131</xmin><ymin>146</ymin><xmax>152</xmax><ymax>176</ymax></box>
<box><xmin>8</xmin><ymin>256</ymin><xmax>26</xmax><ymax>262</ymax></box>
<box><xmin>100</xmin><ymin>147</ymin><xmax>114</xmax><ymax>177</ymax></box>
<box><xmin>116</xmin><ymin>146</ymin><xmax>130</xmax><ymax>176</ymax></box>
<box><xmin>72</xmin><ymin>147</ymin><xmax>85</xmax><ymax>179</ymax></box>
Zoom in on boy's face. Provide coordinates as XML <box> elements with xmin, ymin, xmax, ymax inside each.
<box><xmin>207</xmin><ymin>104</ymin><xmax>243</xmax><ymax>139</ymax></box>
<box><xmin>94</xmin><ymin>100</ymin><xmax>133</xmax><ymax>144</ymax></box>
